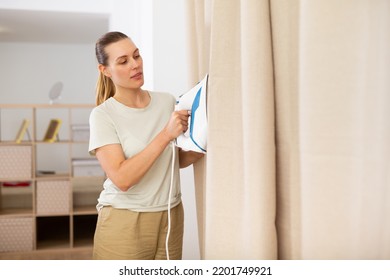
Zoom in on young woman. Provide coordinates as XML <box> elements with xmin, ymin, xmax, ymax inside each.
<box><xmin>89</xmin><ymin>31</ymin><xmax>203</xmax><ymax>260</ymax></box>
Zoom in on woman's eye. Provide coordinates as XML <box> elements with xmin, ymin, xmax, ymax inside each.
<box><xmin>119</xmin><ymin>60</ymin><xmax>127</xmax><ymax>64</ymax></box>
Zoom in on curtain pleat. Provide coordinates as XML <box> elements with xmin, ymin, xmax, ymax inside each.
<box><xmin>203</xmin><ymin>0</ymin><xmax>277</xmax><ymax>259</ymax></box>
<box><xmin>185</xmin><ymin>0</ymin><xmax>212</xmax><ymax>259</ymax></box>
<box><xmin>270</xmin><ymin>0</ymin><xmax>303</xmax><ymax>260</ymax></box>
<box><xmin>238</xmin><ymin>0</ymin><xmax>278</xmax><ymax>259</ymax></box>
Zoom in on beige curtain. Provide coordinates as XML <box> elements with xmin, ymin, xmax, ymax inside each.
<box><xmin>186</xmin><ymin>0</ymin><xmax>390</xmax><ymax>260</ymax></box>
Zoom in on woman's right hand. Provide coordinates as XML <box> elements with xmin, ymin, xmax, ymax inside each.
<box><xmin>163</xmin><ymin>110</ymin><xmax>190</xmax><ymax>141</ymax></box>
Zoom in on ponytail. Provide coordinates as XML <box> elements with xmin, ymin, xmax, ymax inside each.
<box><xmin>96</xmin><ymin>72</ymin><xmax>115</xmax><ymax>105</ymax></box>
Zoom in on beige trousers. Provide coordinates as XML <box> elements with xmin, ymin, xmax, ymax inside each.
<box><xmin>93</xmin><ymin>203</ymin><xmax>184</xmax><ymax>260</ymax></box>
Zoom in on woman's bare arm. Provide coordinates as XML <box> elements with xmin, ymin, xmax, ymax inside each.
<box><xmin>179</xmin><ymin>150</ymin><xmax>205</xmax><ymax>168</ymax></box>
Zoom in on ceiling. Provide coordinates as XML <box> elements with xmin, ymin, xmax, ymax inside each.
<box><xmin>0</xmin><ymin>9</ymin><xmax>109</xmax><ymax>44</ymax></box>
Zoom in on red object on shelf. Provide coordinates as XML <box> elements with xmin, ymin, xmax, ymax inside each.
<box><xmin>2</xmin><ymin>181</ymin><xmax>31</xmax><ymax>187</ymax></box>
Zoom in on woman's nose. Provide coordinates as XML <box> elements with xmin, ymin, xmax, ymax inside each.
<box><xmin>130</xmin><ymin>58</ymin><xmax>140</xmax><ymax>69</ymax></box>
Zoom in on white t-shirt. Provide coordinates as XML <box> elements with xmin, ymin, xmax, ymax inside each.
<box><xmin>89</xmin><ymin>92</ymin><xmax>181</xmax><ymax>212</ymax></box>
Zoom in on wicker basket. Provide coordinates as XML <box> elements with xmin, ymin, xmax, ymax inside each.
<box><xmin>0</xmin><ymin>145</ymin><xmax>32</xmax><ymax>179</ymax></box>
<box><xmin>0</xmin><ymin>217</ymin><xmax>34</xmax><ymax>252</ymax></box>
<box><xmin>36</xmin><ymin>180</ymin><xmax>70</xmax><ymax>215</ymax></box>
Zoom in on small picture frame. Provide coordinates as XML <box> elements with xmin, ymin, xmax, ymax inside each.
<box><xmin>15</xmin><ymin>119</ymin><xmax>30</xmax><ymax>144</ymax></box>
<box><xmin>43</xmin><ymin>119</ymin><xmax>62</xmax><ymax>142</ymax></box>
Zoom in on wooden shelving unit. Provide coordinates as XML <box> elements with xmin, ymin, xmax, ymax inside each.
<box><xmin>0</xmin><ymin>104</ymin><xmax>103</xmax><ymax>259</ymax></box>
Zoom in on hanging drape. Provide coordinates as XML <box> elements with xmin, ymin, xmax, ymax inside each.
<box><xmin>186</xmin><ymin>0</ymin><xmax>390</xmax><ymax>260</ymax></box>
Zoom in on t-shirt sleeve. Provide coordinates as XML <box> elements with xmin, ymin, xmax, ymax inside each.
<box><xmin>88</xmin><ymin>107</ymin><xmax>120</xmax><ymax>155</ymax></box>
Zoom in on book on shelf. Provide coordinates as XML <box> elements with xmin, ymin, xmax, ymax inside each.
<box><xmin>71</xmin><ymin>124</ymin><xmax>90</xmax><ymax>141</ymax></box>
<box><xmin>2</xmin><ymin>181</ymin><xmax>31</xmax><ymax>187</ymax></box>
<box><xmin>71</xmin><ymin>158</ymin><xmax>99</xmax><ymax>165</ymax></box>
<box><xmin>43</xmin><ymin>118</ymin><xmax>62</xmax><ymax>142</ymax></box>
<box><xmin>36</xmin><ymin>170</ymin><xmax>56</xmax><ymax>176</ymax></box>
<box><xmin>15</xmin><ymin>119</ymin><xmax>30</xmax><ymax>144</ymax></box>
<box><xmin>72</xmin><ymin>158</ymin><xmax>105</xmax><ymax>177</ymax></box>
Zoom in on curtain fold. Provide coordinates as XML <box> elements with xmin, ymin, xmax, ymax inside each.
<box><xmin>238</xmin><ymin>0</ymin><xmax>277</xmax><ymax>259</ymax></box>
<box><xmin>270</xmin><ymin>0</ymin><xmax>303</xmax><ymax>260</ymax></box>
<box><xmin>194</xmin><ymin>0</ymin><xmax>278</xmax><ymax>259</ymax></box>
<box><xmin>186</xmin><ymin>0</ymin><xmax>390</xmax><ymax>260</ymax></box>
<box><xmin>186</xmin><ymin>0</ymin><xmax>212</xmax><ymax>259</ymax></box>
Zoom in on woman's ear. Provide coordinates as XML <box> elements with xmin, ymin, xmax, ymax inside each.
<box><xmin>98</xmin><ymin>64</ymin><xmax>111</xmax><ymax>78</ymax></box>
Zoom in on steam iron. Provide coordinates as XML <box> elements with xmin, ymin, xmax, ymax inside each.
<box><xmin>175</xmin><ymin>74</ymin><xmax>208</xmax><ymax>154</ymax></box>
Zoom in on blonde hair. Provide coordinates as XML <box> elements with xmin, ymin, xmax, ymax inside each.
<box><xmin>95</xmin><ymin>31</ymin><xmax>129</xmax><ymax>105</ymax></box>
<box><xmin>95</xmin><ymin>72</ymin><xmax>115</xmax><ymax>105</ymax></box>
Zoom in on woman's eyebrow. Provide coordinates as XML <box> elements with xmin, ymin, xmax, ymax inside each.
<box><xmin>115</xmin><ymin>49</ymin><xmax>139</xmax><ymax>61</ymax></box>
<box><xmin>115</xmin><ymin>55</ymin><xmax>128</xmax><ymax>61</ymax></box>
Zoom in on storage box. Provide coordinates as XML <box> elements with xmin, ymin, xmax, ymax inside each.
<box><xmin>36</xmin><ymin>180</ymin><xmax>70</xmax><ymax>215</ymax></box>
<box><xmin>0</xmin><ymin>217</ymin><xmax>34</xmax><ymax>252</ymax></box>
<box><xmin>71</xmin><ymin>124</ymin><xmax>90</xmax><ymax>142</ymax></box>
<box><xmin>0</xmin><ymin>145</ymin><xmax>32</xmax><ymax>179</ymax></box>
<box><xmin>72</xmin><ymin>158</ymin><xmax>105</xmax><ymax>177</ymax></box>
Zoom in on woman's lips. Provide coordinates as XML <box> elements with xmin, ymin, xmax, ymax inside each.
<box><xmin>131</xmin><ymin>72</ymin><xmax>143</xmax><ymax>79</ymax></box>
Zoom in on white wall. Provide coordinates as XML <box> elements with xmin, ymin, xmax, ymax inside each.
<box><xmin>0</xmin><ymin>42</ymin><xmax>97</xmax><ymax>104</ymax></box>
<box><xmin>109</xmin><ymin>0</ymin><xmax>154</xmax><ymax>90</ymax></box>
<box><xmin>0</xmin><ymin>0</ymin><xmax>110</xmax><ymax>13</ymax></box>
<box><xmin>0</xmin><ymin>0</ymin><xmax>200</xmax><ymax>260</ymax></box>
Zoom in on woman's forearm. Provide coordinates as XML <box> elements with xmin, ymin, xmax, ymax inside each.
<box><xmin>179</xmin><ymin>150</ymin><xmax>205</xmax><ymax>168</ymax></box>
<box><xmin>97</xmin><ymin>130</ymin><xmax>171</xmax><ymax>191</ymax></box>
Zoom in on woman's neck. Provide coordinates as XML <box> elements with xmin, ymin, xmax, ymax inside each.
<box><xmin>114</xmin><ymin>88</ymin><xmax>150</xmax><ymax>108</ymax></box>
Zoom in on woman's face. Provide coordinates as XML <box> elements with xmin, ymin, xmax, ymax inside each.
<box><xmin>103</xmin><ymin>38</ymin><xmax>144</xmax><ymax>90</ymax></box>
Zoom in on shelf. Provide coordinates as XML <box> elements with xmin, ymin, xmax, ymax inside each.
<box><xmin>1</xmin><ymin>185</ymin><xmax>33</xmax><ymax>213</ymax></box>
<box><xmin>0</xmin><ymin>208</ymin><xmax>33</xmax><ymax>217</ymax></box>
<box><xmin>37</xmin><ymin>239</ymin><xmax>71</xmax><ymax>250</ymax></box>
<box><xmin>0</xmin><ymin>178</ymin><xmax>32</xmax><ymax>182</ymax></box>
<box><xmin>73</xmin><ymin>215</ymin><xmax>97</xmax><ymax>248</ymax></box>
<box><xmin>34</xmin><ymin>141</ymin><xmax>73</xmax><ymax>144</ymax></box>
<box><xmin>35</xmin><ymin>174</ymin><xmax>70</xmax><ymax>180</ymax></box>
<box><xmin>0</xmin><ymin>103</ymin><xmax>98</xmax><ymax>258</ymax></box>
<box><xmin>73</xmin><ymin>205</ymin><xmax>98</xmax><ymax>215</ymax></box>
<box><xmin>0</xmin><ymin>141</ymin><xmax>33</xmax><ymax>146</ymax></box>
<box><xmin>72</xmin><ymin>177</ymin><xmax>102</xmax><ymax>213</ymax></box>
<box><xmin>72</xmin><ymin>176</ymin><xmax>105</xmax><ymax>183</ymax></box>
<box><xmin>1</xmin><ymin>186</ymin><xmax>33</xmax><ymax>194</ymax></box>
<box><xmin>36</xmin><ymin>216</ymin><xmax>70</xmax><ymax>250</ymax></box>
